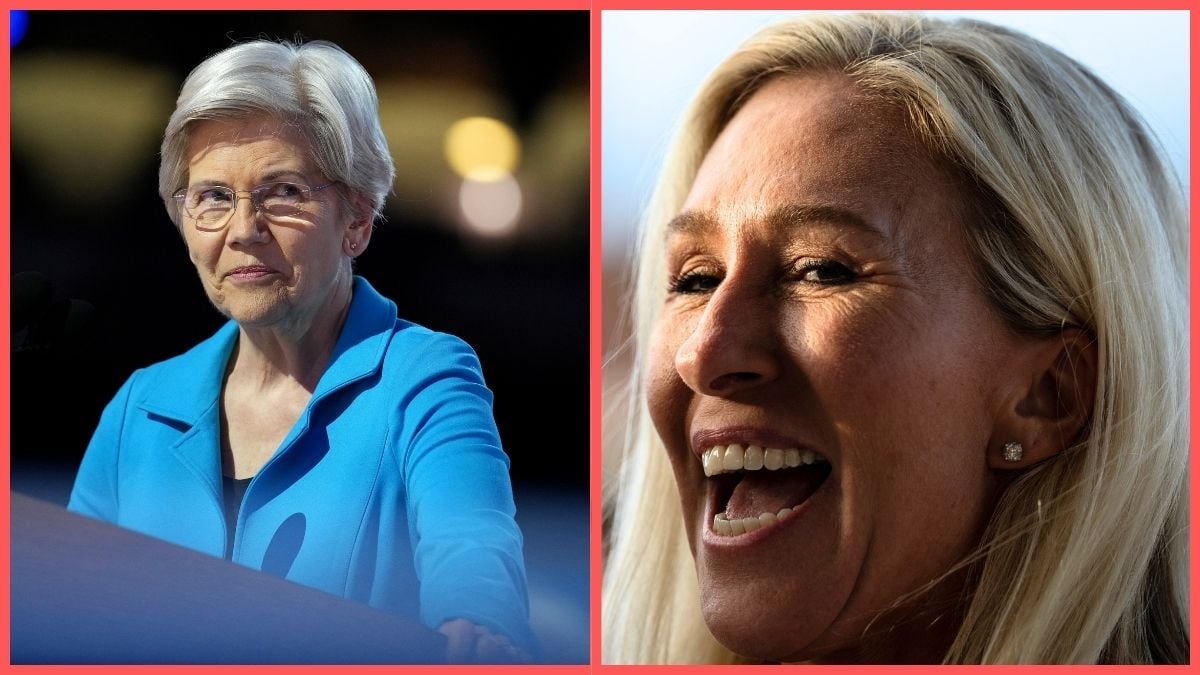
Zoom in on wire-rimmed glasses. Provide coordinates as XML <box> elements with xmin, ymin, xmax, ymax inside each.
<box><xmin>171</xmin><ymin>181</ymin><xmax>337</xmax><ymax>232</ymax></box>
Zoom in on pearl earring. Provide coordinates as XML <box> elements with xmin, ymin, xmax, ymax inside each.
<box><xmin>349</xmin><ymin>242</ymin><xmax>357</xmax><ymax>251</ymax></box>
<box><xmin>1003</xmin><ymin>441</ymin><xmax>1024</xmax><ymax>463</ymax></box>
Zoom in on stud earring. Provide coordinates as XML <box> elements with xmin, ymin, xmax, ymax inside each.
<box><xmin>349</xmin><ymin>241</ymin><xmax>357</xmax><ymax>251</ymax></box>
<box><xmin>1003</xmin><ymin>441</ymin><xmax>1024</xmax><ymax>463</ymax></box>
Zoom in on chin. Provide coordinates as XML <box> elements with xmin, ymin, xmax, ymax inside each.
<box><xmin>700</xmin><ymin>581</ymin><xmax>840</xmax><ymax>663</ymax></box>
<box><xmin>213</xmin><ymin>296</ymin><xmax>291</xmax><ymax>328</ymax></box>
<box><xmin>206</xmin><ymin>285</ymin><xmax>291</xmax><ymax>325</ymax></box>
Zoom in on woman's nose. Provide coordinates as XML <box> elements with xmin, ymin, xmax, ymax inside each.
<box><xmin>227</xmin><ymin>194</ymin><xmax>270</xmax><ymax>245</ymax></box>
<box><xmin>674</xmin><ymin>279</ymin><xmax>781</xmax><ymax>396</ymax></box>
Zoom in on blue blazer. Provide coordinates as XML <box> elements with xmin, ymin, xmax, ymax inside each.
<box><xmin>68</xmin><ymin>277</ymin><xmax>533</xmax><ymax>652</ymax></box>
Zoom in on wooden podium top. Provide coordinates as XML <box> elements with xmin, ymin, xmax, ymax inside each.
<box><xmin>10</xmin><ymin>491</ymin><xmax>446</xmax><ymax>664</ymax></box>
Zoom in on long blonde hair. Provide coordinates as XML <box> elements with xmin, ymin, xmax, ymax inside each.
<box><xmin>603</xmin><ymin>12</ymin><xmax>1188</xmax><ymax>664</ymax></box>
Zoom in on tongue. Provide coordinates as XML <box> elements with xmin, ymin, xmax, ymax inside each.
<box><xmin>725</xmin><ymin>465</ymin><xmax>829</xmax><ymax>519</ymax></box>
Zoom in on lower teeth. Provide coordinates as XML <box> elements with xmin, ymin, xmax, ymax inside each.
<box><xmin>713</xmin><ymin>507</ymin><xmax>795</xmax><ymax>536</ymax></box>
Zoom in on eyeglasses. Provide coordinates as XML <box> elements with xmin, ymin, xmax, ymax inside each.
<box><xmin>171</xmin><ymin>181</ymin><xmax>337</xmax><ymax>231</ymax></box>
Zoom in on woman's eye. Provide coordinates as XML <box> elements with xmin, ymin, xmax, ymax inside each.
<box><xmin>196</xmin><ymin>188</ymin><xmax>232</xmax><ymax>206</ymax></box>
<box><xmin>265</xmin><ymin>182</ymin><xmax>304</xmax><ymax>199</ymax></box>
<box><xmin>669</xmin><ymin>269</ymin><xmax>721</xmax><ymax>295</ymax></box>
<box><xmin>796</xmin><ymin>259</ymin><xmax>856</xmax><ymax>285</ymax></box>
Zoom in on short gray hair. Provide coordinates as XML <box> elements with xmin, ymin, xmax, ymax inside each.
<box><xmin>158</xmin><ymin>39</ymin><xmax>395</xmax><ymax>225</ymax></box>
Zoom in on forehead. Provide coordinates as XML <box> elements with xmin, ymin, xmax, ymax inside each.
<box><xmin>679</xmin><ymin>73</ymin><xmax>961</xmax><ymax>242</ymax></box>
<box><xmin>185</xmin><ymin>116</ymin><xmax>315</xmax><ymax>177</ymax></box>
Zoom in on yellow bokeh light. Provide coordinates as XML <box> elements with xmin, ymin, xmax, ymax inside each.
<box><xmin>444</xmin><ymin>116</ymin><xmax>520</xmax><ymax>182</ymax></box>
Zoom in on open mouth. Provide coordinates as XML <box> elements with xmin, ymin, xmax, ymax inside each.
<box><xmin>703</xmin><ymin>444</ymin><xmax>832</xmax><ymax>537</ymax></box>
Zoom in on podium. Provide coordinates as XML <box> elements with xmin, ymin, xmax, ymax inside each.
<box><xmin>10</xmin><ymin>491</ymin><xmax>446</xmax><ymax>664</ymax></box>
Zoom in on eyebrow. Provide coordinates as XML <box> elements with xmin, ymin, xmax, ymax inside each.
<box><xmin>664</xmin><ymin>210</ymin><xmax>720</xmax><ymax>237</ymax></box>
<box><xmin>666</xmin><ymin>203</ymin><xmax>886</xmax><ymax>239</ymax></box>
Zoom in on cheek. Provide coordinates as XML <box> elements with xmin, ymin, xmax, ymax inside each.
<box><xmin>800</xmin><ymin>295</ymin><xmax>995</xmax><ymax>591</ymax></box>
<box><xmin>182</xmin><ymin>234</ymin><xmax>216</xmax><ymax>271</ymax></box>
<box><xmin>294</xmin><ymin>228</ymin><xmax>344</xmax><ymax>274</ymax></box>
<box><xmin>644</xmin><ymin>317</ymin><xmax>687</xmax><ymax>444</ymax></box>
<box><xmin>800</xmin><ymin>291</ymin><xmax>993</xmax><ymax>452</ymax></box>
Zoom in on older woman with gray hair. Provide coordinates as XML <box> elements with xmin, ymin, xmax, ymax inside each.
<box><xmin>604</xmin><ymin>12</ymin><xmax>1186</xmax><ymax>664</ymax></box>
<box><xmin>68</xmin><ymin>40</ymin><xmax>532</xmax><ymax>663</ymax></box>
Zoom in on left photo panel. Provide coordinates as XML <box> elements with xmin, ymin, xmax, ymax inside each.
<box><xmin>10</xmin><ymin>10</ymin><xmax>588</xmax><ymax>665</ymax></box>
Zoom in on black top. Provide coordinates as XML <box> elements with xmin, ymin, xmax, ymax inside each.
<box><xmin>221</xmin><ymin>475</ymin><xmax>253</xmax><ymax>560</ymax></box>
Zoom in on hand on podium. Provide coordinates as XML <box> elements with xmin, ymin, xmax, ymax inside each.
<box><xmin>438</xmin><ymin>618</ymin><xmax>530</xmax><ymax>663</ymax></box>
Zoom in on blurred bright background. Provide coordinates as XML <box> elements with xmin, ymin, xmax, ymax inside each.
<box><xmin>10</xmin><ymin>10</ymin><xmax>587</xmax><ymax>663</ymax></box>
<box><xmin>601</xmin><ymin>10</ymin><xmax>1190</xmax><ymax>488</ymax></box>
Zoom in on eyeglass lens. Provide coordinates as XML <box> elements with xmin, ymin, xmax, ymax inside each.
<box><xmin>182</xmin><ymin>182</ymin><xmax>315</xmax><ymax>230</ymax></box>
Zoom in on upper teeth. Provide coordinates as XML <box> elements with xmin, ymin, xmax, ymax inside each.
<box><xmin>701</xmin><ymin>444</ymin><xmax>826</xmax><ymax>477</ymax></box>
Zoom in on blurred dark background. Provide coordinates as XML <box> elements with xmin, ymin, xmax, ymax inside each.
<box><xmin>10</xmin><ymin>10</ymin><xmax>587</xmax><ymax>662</ymax></box>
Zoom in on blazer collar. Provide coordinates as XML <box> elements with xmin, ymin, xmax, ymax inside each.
<box><xmin>135</xmin><ymin>276</ymin><xmax>397</xmax><ymax>426</ymax></box>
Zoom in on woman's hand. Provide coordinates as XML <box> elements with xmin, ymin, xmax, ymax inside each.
<box><xmin>438</xmin><ymin>618</ymin><xmax>529</xmax><ymax>663</ymax></box>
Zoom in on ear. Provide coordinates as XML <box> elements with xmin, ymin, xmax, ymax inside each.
<box><xmin>341</xmin><ymin>194</ymin><xmax>375</xmax><ymax>258</ymax></box>
<box><xmin>988</xmin><ymin>328</ymin><xmax>1098</xmax><ymax>470</ymax></box>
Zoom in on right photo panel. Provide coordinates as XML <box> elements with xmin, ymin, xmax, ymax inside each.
<box><xmin>601</xmin><ymin>10</ymin><xmax>1189</xmax><ymax>665</ymax></box>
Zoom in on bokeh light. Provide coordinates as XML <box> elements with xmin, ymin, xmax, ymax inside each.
<box><xmin>11</xmin><ymin>53</ymin><xmax>175</xmax><ymax>208</ymax></box>
<box><xmin>444</xmin><ymin>116</ymin><xmax>520</xmax><ymax>182</ymax></box>
<box><xmin>377</xmin><ymin>83</ymin><xmax>512</xmax><ymax>211</ymax></box>
<box><xmin>459</xmin><ymin>173</ymin><xmax>521</xmax><ymax>236</ymax></box>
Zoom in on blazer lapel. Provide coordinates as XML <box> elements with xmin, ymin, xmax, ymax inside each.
<box><xmin>310</xmin><ymin>276</ymin><xmax>397</xmax><ymax>400</ymax></box>
<box><xmin>165</xmin><ymin>401</ymin><xmax>225</xmax><ymax>504</ymax></box>
<box><xmin>135</xmin><ymin>321</ymin><xmax>239</xmax><ymax>499</ymax></box>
